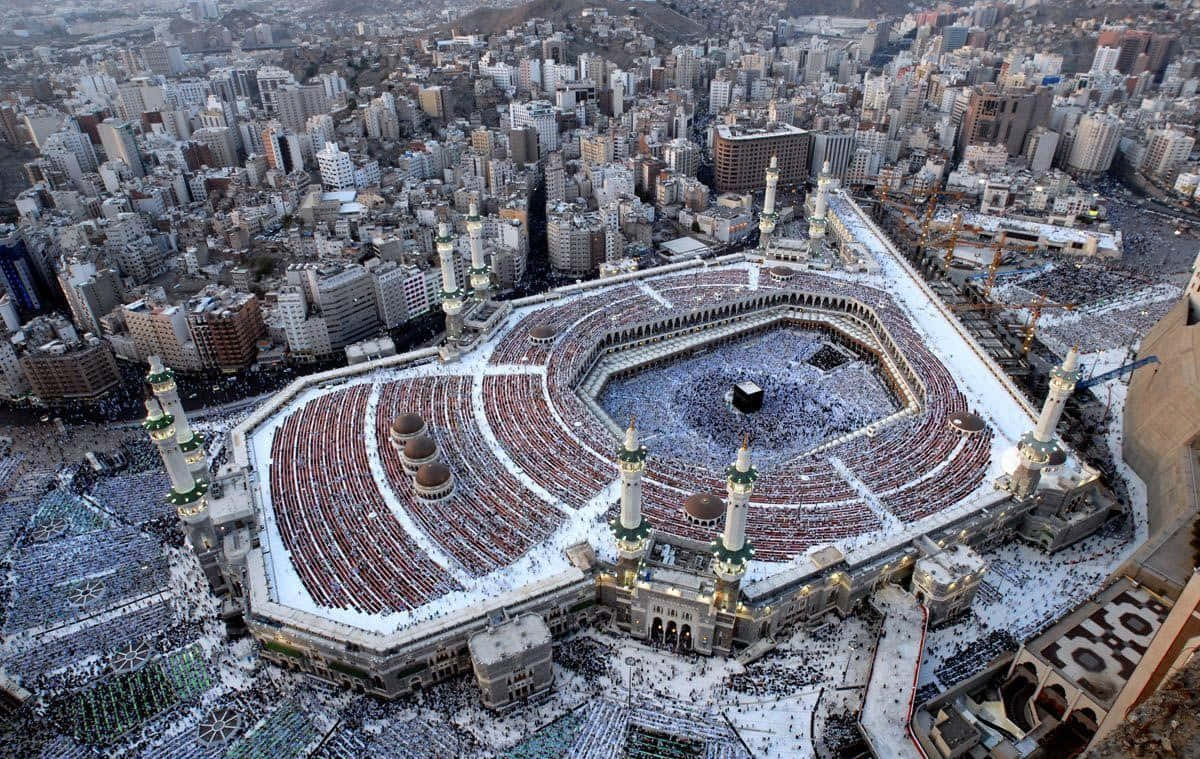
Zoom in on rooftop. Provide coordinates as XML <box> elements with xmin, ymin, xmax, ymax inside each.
<box><xmin>714</xmin><ymin>123</ymin><xmax>807</xmax><ymax>141</ymax></box>
<box><xmin>467</xmin><ymin>614</ymin><xmax>550</xmax><ymax>665</ymax></box>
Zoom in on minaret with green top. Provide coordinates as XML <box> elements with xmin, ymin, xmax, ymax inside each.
<box><xmin>143</xmin><ymin>398</ymin><xmax>212</xmax><ymax>549</ymax></box>
<box><xmin>1010</xmin><ymin>346</ymin><xmax>1081</xmax><ymax>501</ymax></box>
<box><xmin>466</xmin><ymin>202</ymin><xmax>492</xmax><ymax>301</ymax></box>
<box><xmin>438</xmin><ymin>220</ymin><xmax>465</xmax><ymax>346</ymax></box>
<box><xmin>146</xmin><ymin>355</ymin><xmax>206</xmax><ymax>485</ymax></box>
<box><xmin>713</xmin><ymin>435</ymin><xmax>756</xmax><ymax>611</ymax></box>
<box><xmin>610</xmin><ymin>417</ymin><xmax>651</xmax><ymax>585</ymax></box>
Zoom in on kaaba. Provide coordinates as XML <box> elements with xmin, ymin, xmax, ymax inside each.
<box><xmin>732</xmin><ymin>381</ymin><xmax>763</xmax><ymax>413</ymax></box>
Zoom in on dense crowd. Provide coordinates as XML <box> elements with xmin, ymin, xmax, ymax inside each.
<box><xmin>602</xmin><ymin>328</ymin><xmax>899</xmax><ymax>472</ymax></box>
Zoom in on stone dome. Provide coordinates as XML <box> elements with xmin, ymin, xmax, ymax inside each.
<box><xmin>948</xmin><ymin>412</ymin><xmax>986</xmax><ymax>434</ymax></box>
<box><xmin>415</xmin><ymin>462</ymin><xmax>452</xmax><ymax>488</ymax></box>
<box><xmin>403</xmin><ymin>434</ymin><xmax>437</xmax><ymax>460</ymax></box>
<box><xmin>683</xmin><ymin>493</ymin><xmax>724</xmax><ymax>521</ymax></box>
<box><xmin>770</xmin><ymin>265</ymin><xmax>796</xmax><ymax>279</ymax></box>
<box><xmin>391</xmin><ymin>414</ymin><xmax>425</xmax><ymax>436</ymax></box>
<box><xmin>530</xmin><ymin>325</ymin><xmax>557</xmax><ymax>341</ymax></box>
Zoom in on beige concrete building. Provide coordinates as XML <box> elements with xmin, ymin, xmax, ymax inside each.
<box><xmin>1123</xmin><ymin>268</ymin><xmax>1200</xmax><ymax>597</ymax></box>
<box><xmin>468</xmin><ymin>614</ymin><xmax>553</xmax><ymax>710</ymax></box>
<box><xmin>123</xmin><ymin>298</ymin><xmax>204</xmax><ymax>371</ymax></box>
<box><xmin>20</xmin><ymin>332</ymin><xmax>119</xmax><ymax>401</ymax></box>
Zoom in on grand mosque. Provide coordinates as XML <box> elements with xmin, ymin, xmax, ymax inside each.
<box><xmin>139</xmin><ymin>163</ymin><xmax>1116</xmax><ymax>705</ymax></box>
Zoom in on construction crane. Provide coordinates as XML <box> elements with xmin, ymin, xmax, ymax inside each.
<box><xmin>974</xmin><ymin>235</ymin><xmax>1051</xmax><ymax>297</ymax></box>
<box><xmin>964</xmin><ymin>264</ymin><xmax>1049</xmax><ymax>282</ymax></box>
<box><xmin>1076</xmin><ymin>355</ymin><xmax>1160</xmax><ymax>390</ymax></box>
<box><xmin>948</xmin><ymin>294</ymin><xmax>1077</xmax><ymax>353</ymax></box>
<box><xmin>873</xmin><ymin>182</ymin><xmax>965</xmax><ymax>259</ymax></box>
<box><xmin>942</xmin><ymin>213</ymin><xmax>964</xmax><ymax>266</ymax></box>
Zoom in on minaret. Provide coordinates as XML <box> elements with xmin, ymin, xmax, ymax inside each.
<box><xmin>146</xmin><ymin>356</ymin><xmax>206</xmax><ymax>484</ymax></box>
<box><xmin>808</xmin><ymin>160</ymin><xmax>831</xmax><ymax>258</ymax></box>
<box><xmin>143</xmin><ymin>398</ymin><xmax>214</xmax><ymax>550</ymax></box>
<box><xmin>758</xmin><ymin>155</ymin><xmax>780</xmax><ymax>250</ymax></box>
<box><xmin>1010</xmin><ymin>347</ymin><xmax>1081</xmax><ymax>500</ymax></box>
<box><xmin>437</xmin><ymin>220</ymin><xmax>465</xmax><ymax>347</ymax></box>
<box><xmin>712</xmin><ymin>435</ymin><xmax>756</xmax><ymax>611</ymax></box>
<box><xmin>609</xmin><ymin>417</ymin><xmax>651</xmax><ymax>585</ymax></box>
<box><xmin>466</xmin><ymin>202</ymin><xmax>492</xmax><ymax>301</ymax></box>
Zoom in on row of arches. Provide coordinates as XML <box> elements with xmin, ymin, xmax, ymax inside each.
<box><xmin>650</xmin><ymin>617</ymin><xmax>694</xmax><ymax>652</ymax></box>
<box><xmin>1002</xmin><ymin>661</ymin><xmax>1100</xmax><ymax>758</ymax></box>
<box><xmin>578</xmin><ymin>288</ymin><xmax>924</xmax><ymax>399</ymax></box>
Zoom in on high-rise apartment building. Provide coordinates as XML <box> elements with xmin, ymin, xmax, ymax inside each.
<box><xmin>547</xmin><ymin>207</ymin><xmax>606</xmax><ymax>278</ymax></box>
<box><xmin>712</xmin><ymin>123</ymin><xmax>811</xmax><ymax>192</ymax></box>
<box><xmin>509</xmin><ymin>101</ymin><xmax>558</xmax><ymax>156</ymax></box>
<box><xmin>957</xmin><ymin>84</ymin><xmax>1052</xmax><ymax>157</ymax></box>
<box><xmin>1066</xmin><ymin>112</ymin><xmax>1123</xmax><ymax>175</ymax></box>
<box><xmin>97</xmin><ymin>119</ymin><xmax>145</xmax><ymax>176</ymax></box>
<box><xmin>316</xmin><ymin>141</ymin><xmax>355</xmax><ymax>191</ymax></box>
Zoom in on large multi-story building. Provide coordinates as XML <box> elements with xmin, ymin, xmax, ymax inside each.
<box><xmin>547</xmin><ymin>206</ymin><xmax>606</xmax><ymax>277</ymax></box>
<box><xmin>186</xmin><ymin>289</ymin><xmax>266</xmax><ymax>372</ymax></box>
<box><xmin>1142</xmin><ymin>126</ymin><xmax>1194</xmax><ymax>179</ymax></box>
<box><xmin>42</xmin><ymin>129</ymin><xmax>98</xmax><ymax>174</ymax></box>
<box><xmin>509</xmin><ymin>100</ymin><xmax>558</xmax><ymax>156</ymax></box>
<box><xmin>808</xmin><ymin>132</ymin><xmax>854</xmax><ymax>181</ymax></box>
<box><xmin>316</xmin><ymin>141</ymin><xmax>355</xmax><ymax>191</ymax></box>
<box><xmin>712</xmin><ymin>123</ymin><xmax>811</xmax><ymax>192</ymax></box>
<box><xmin>58</xmin><ymin>260</ymin><xmax>123</xmax><ymax>336</ymax></box>
<box><xmin>1066</xmin><ymin>112</ymin><xmax>1122</xmax><ymax>176</ymax></box>
<box><xmin>278</xmin><ymin>263</ymin><xmax>383</xmax><ymax>360</ymax></box>
<box><xmin>262</xmin><ymin>123</ymin><xmax>303</xmax><ymax>174</ymax></box>
<box><xmin>663</xmin><ymin>138</ymin><xmax>701</xmax><ymax>176</ymax></box>
<box><xmin>191</xmin><ymin>126</ymin><xmax>240</xmax><ymax>168</ymax></box>
<box><xmin>15</xmin><ymin>315</ymin><xmax>120</xmax><ymax>402</ymax></box>
<box><xmin>275</xmin><ymin>84</ymin><xmax>329</xmax><ymax>133</ymax></box>
<box><xmin>96</xmin><ymin>119</ymin><xmax>144</xmax><ymax>177</ymax></box>
<box><xmin>580</xmin><ymin>132</ymin><xmax>614</xmax><ymax>166</ymax></box>
<box><xmin>143</xmin><ymin>42</ymin><xmax>185</xmax><ymax>76</ymax></box>
<box><xmin>957</xmin><ymin>84</ymin><xmax>1052</xmax><ymax>157</ymax></box>
<box><xmin>418</xmin><ymin>85</ymin><xmax>451</xmax><ymax>122</ymax></box>
<box><xmin>0</xmin><ymin>231</ymin><xmax>43</xmax><ymax>316</ymax></box>
<box><xmin>123</xmin><ymin>298</ymin><xmax>204</xmax><ymax>371</ymax></box>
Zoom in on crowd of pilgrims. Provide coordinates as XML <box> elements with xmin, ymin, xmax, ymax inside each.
<box><xmin>603</xmin><ymin>328</ymin><xmax>899</xmax><ymax>471</ymax></box>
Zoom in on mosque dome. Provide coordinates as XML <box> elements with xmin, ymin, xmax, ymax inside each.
<box><xmin>530</xmin><ymin>325</ymin><xmax>557</xmax><ymax>342</ymax></box>
<box><xmin>391</xmin><ymin>414</ymin><xmax>425</xmax><ymax>437</ymax></box>
<box><xmin>404</xmin><ymin>435</ymin><xmax>437</xmax><ymax>460</ymax></box>
<box><xmin>683</xmin><ymin>493</ymin><xmax>724</xmax><ymax>522</ymax></box>
<box><xmin>948</xmin><ymin>412</ymin><xmax>986</xmax><ymax>434</ymax></box>
<box><xmin>415</xmin><ymin>462</ymin><xmax>452</xmax><ymax>488</ymax></box>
